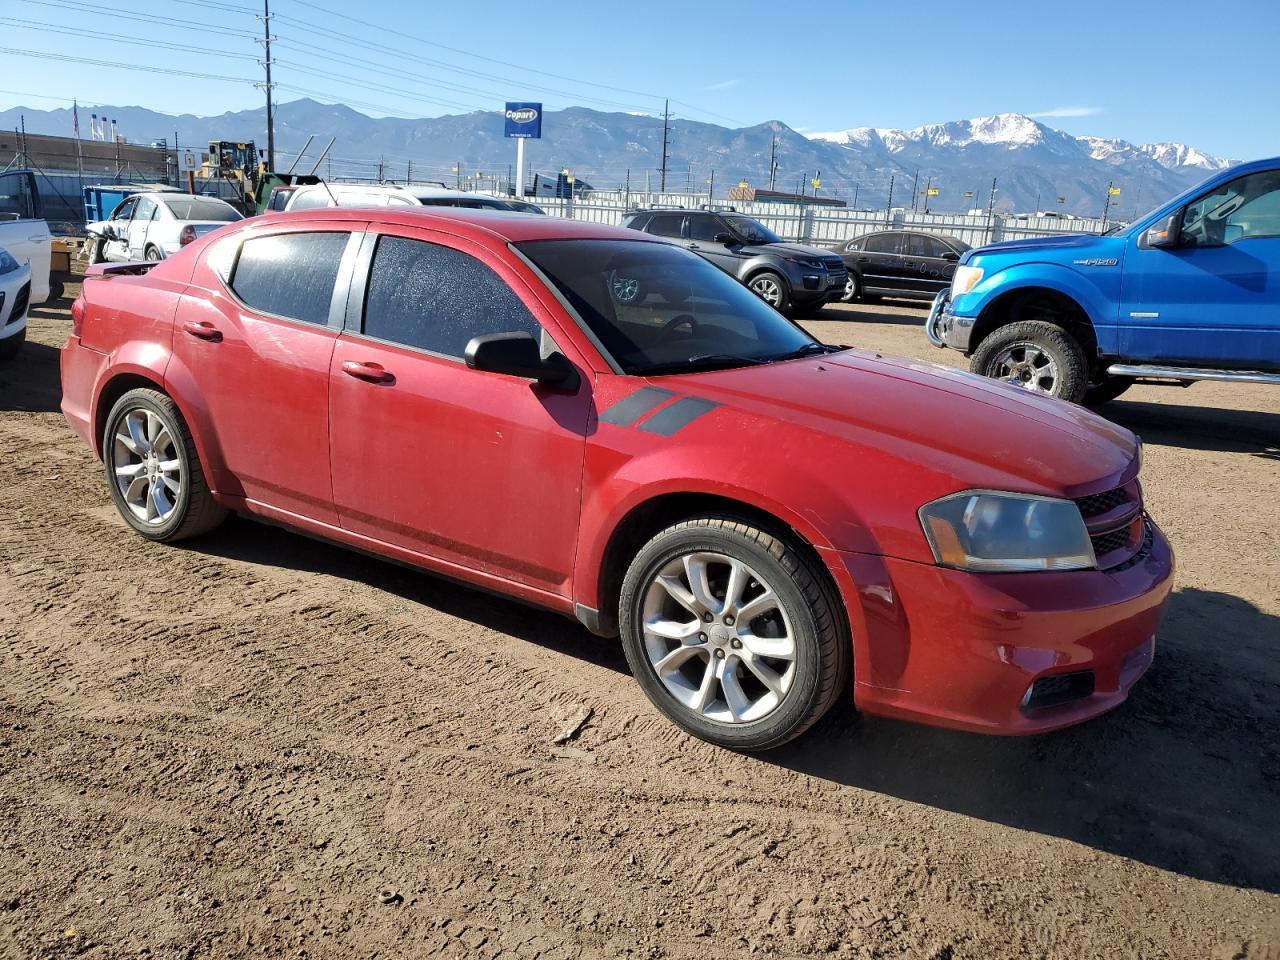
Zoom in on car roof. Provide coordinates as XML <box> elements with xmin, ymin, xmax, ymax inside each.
<box><xmin>248</xmin><ymin>206</ymin><xmax>660</xmax><ymax>243</ymax></box>
<box><xmin>859</xmin><ymin>229</ymin><xmax>967</xmax><ymax>245</ymax></box>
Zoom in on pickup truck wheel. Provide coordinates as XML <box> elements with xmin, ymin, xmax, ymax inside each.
<box><xmin>970</xmin><ymin>320</ymin><xmax>1088</xmax><ymax>403</ymax></box>
<box><xmin>619</xmin><ymin>515</ymin><xmax>850</xmax><ymax>751</ymax></box>
<box><xmin>747</xmin><ymin>271</ymin><xmax>792</xmax><ymax>315</ymax></box>
<box><xmin>103</xmin><ymin>388</ymin><xmax>227</xmax><ymax>542</ymax></box>
<box><xmin>1083</xmin><ymin>374</ymin><xmax>1135</xmax><ymax>406</ymax></box>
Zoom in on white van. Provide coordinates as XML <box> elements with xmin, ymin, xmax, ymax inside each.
<box><xmin>279</xmin><ymin>183</ymin><xmax>542</xmax><ymax>214</ymax></box>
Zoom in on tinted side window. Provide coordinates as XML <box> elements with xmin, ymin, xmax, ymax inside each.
<box><xmin>907</xmin><ymin>234</ymin><xmax>948</xmax><ymax>258</ymax></box>
<box><xmin>687</xmin><ymin>215</ymin><xmax>726</xmax><ymax>242</ymax></box>
<box><xmin>624</xmin><ymin>214</ymin><xmax>650</xmax><ymax>232</ymax></box>
<box><xmin>363</xmin><ymin>236</ymin><xmax>540</xmax><ymax>358</ymax></box>
<box><xmin>864</xmin><ymin>234</ymin><xmax>902</xmax><ymax>254</ymax></box>
<box><xmin>134</xmin><ymin>197</ymin><xmax>158</xmax><ymax>222</ymax></box>
<box><xmin>1182</xmin><ymin>169</ymin><xmax>1280</xmax><ymax>245</ymax></box>
<box><xmin>645</xmin><ymin>214</ymin><xmax>685</xmax><ymax>238</ymax></box>
<box><xmin>231</xmin><ymin>232</ymin><xmax>349</xmax><ymax>326</ymax></box>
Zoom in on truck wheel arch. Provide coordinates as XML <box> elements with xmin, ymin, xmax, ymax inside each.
<box><xmin>971</xmin><ymin>286</ymin><xmax>1099</xmax><ymax>363</ymax></box>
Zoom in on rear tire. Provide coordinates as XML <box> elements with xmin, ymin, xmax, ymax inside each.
<box><xmin>970</xmin><ymin>320</ymin><xmax>1089</xmax><ymax>403</ymax></box>
<box><xmin>619</xmin><ymin>515</ymin><xmax>850</xmax><ymax>751</ymax></box>
<box><xmin>103</xmin><ymin>388</ymin><xmax>227</xmax><ymax>542</ymax></box>
<box><xmin>144</xmin><ymin>245</ymin><xmax>163</xmax><ymax>262</ymax></box>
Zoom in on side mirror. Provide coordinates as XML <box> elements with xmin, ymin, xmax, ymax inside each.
<box><xmin>713</xmin><ymin>232</ymin><xmax>736</xmax><ymax>245</ymax></box>
<box><xmin>1141</xmin><ymin>211</ymin><xmax>1181</xmax><ymax>249</ymax></box>
<box><xmin>940</xmin><ymin>251</ymin><xmax>960</xmax><ymax>262</ymax></box>
<box><xmin>465</xmin><ymin>331</ymin><xmax>578</xmax><ymax>388</ymax></box>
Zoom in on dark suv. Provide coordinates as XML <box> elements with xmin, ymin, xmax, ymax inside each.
<box><xmin>621</xmin><ymin>208</ymin><xmax>847</xmax><ymax>315</ymax></box>
<box><xmin>837</xmin><ymin>230</ymin><xmax>969</xmax><ymax>302</ymax></box>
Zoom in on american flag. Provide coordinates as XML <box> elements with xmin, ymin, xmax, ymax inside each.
<box><xmin>73</xmin><ymin>100</ymin><xmax>80</xmax><ymax>140</ymax></box>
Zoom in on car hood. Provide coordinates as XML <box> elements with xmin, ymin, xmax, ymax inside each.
<box><xmin>966</xmin><ymin>233</ymin><xmax>1118</xmax><ymax>262</ymax></box>
<box><xmin>748</xmin><ymin>241</ymin><xmax>837</xmax><ymax>259</ymax></box>
<box><xmin>659</xmin><ymin>349</ymin><xmax>1137</xmax><ymax>498</ymax></box>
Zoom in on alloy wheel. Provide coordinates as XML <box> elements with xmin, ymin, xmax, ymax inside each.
<box><xmin>749</xmin><ymin>275</ymin><xmax>783</xmax><ymax>307</ymax></box>
<box><xmin>989</xmin><ymin>342</ymin><xmax>1061</xmax><ymax>395</ymax></box>
<box><xmin>640</xmin><ymin>551</ymin><xmax>796</xmax><ymax>724</ymax></box>
<box><xmin>111</xmin><ymin>408</ymin><xmax>184</xmax><ymax>524</ymax></box>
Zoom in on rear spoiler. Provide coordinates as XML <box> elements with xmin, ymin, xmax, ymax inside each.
<box><xmin>84</xmin><ymin>261</ymin><xmax>159</xmax><ymax>278</ymax></box>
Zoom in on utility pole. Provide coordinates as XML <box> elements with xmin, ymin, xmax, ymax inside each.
<box><xmin>852</xmin><ymin>182</ymin><xmax>859</xmax><ymax>207</ymax></box>
<box><xmin>986</xmin><ymin>177</ymin><xmax>998</xmax><ymax>243</ymax></box>
<box><xmin>407</xmin><ymin>159</ymin><xmax>412</xmax><ymax>183</ymax></box>
<box><xmin>911</xmin><ymin>167</ymin><xmax>920</xmax><ymax>212</ymax></box>
<box><xmin>707</xmin><ymin>168</ymin><xmax>714</xmax><ymax>205</ymax></box>
<box><xmin>767</xmin><ymin>131</ymin><xmax>778</xmax><ymax>191</ymax></box>
<box><xmin>1101</xmin><ymin>179</ymin><xmax>1114</xmax><ymax>229</ymax></box>
<box><xmin>377</xmin><ymin>156</ymin><xmax>384</xmax><ymax>183</ymax></box>
<box><xmin>659</xmin><ymin>99</ymin><xmax>670</xmax><ymax>193</ymax></box>
<box><xmin>257</xmin><ymin>0</ymin><xmax>276</xmax><ymax>171</ymax></box>
<box><xmin>885</xmin><ymin>174</ymin><xmax>895</xmax><ymax>225</ymax></box>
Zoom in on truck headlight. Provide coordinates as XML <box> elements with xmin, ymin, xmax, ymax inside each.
<box><xmin>919</xmin><ymin>491</ymin><xmax>1095</xmax><ymax>572</ymax></box>
<box><xmin>951</xmin><ymin>265</ymin><xmax>984</xmax><ymax>295</ymax></box>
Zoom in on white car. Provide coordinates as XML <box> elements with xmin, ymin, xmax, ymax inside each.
<box><xmin>0</xmin><ymin>246</ymin><xmax>33</xmax><ymax>361</ymax></box>
<box><xmin>279</xmin><ymin>182</ymin><xmax>541</xmax><ymax>213</ymax></box>
<box><xmin>87</xmin><ymin>193</ymin><xmax>244</xmax><ymax>263</ymax></box>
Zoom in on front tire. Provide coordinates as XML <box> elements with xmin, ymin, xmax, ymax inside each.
<box><xmin>619</xmin><ymin>515</ymin><xmax>849</xmax><ymax>751</ymax></box>
<box><xmin>840</xmin><ymin>274</ymin><xmax>860</xmax><ymax>303</ymax></box>
<box><xmin>144</xmin><ymin>245</ymin><xmax>163</xmax><ymax>262</ymax></box>
<box><xmin>969</xmin><ymin>320</ymin><xmax>1088</xmax><ymax>403</ymax></box>
<box><xmin>747</xmin><ymin>271</ymin><xmax>792</xmax><ymax>316</ymax></box>
<box><xmin>103</xmin><ymin>388</ymin><xmax>227</xmax><ymax>542</ymax></box>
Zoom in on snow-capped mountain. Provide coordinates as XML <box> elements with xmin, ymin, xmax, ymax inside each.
<box><xmin>0</xmin><ymin>101</ymin><xmax>1243</xmax><ymax>218</ymax></box>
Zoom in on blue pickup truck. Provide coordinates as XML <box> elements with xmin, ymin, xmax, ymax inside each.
<box><xmin>927</xmin><ymin>156</ymin><xmax>1280</xmax><ymax>405</ymax></box>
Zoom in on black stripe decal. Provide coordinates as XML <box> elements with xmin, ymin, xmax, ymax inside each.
<box><xmin>599</xmin><ymin>387</ymin><xmax>676</xmax><ymax>426</ymax></box>
<box><xmin>636</xmin><ymin>396</ymin><xmax>719</xmax><ymax>436</ymax></box>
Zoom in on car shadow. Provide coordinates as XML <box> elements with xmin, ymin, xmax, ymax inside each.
<box><xmin>183</xmin><ymin>514</ymin><xmax>631</xmax><ymax>677</ymax></box>
<box><xmin>773</xmin><ymin>585</ymin><xmax>1280</xmax><ymax>893</ymax></box>
<box><xmin>1101</xmin><ymin>398</ymin><xmax>1280</xmax><ymax>460</ymax></box>
<box><xmin>0</xmin><ymin>337</ymin><xmax>63</xmax><ymax>413</ymax></box>
<box><xmin>808</xmin><ymin>302</ymin><xmax>929</xmax><ymax>326</ymax></box>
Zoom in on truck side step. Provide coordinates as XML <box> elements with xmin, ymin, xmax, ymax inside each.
<box><xmin>1107</xmin><ymin>364</ymin><xmax>1280</xmax><ymax>385</ymax></box>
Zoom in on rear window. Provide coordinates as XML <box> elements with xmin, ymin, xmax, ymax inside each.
<box><xmin>230</xmin><ymin>232</ymin><xmax>349</xmax><ymax>326</ymax></box>
<box><xmin>162</xmin><ymin>198</ymin><xmax>242</xmax><ymax>222</ymax></box>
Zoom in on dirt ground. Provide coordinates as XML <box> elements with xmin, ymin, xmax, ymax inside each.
<box><xmin>1</xmin><ymin>279</ymin><xmax>1278</xmax><ymax>960</ymax></box>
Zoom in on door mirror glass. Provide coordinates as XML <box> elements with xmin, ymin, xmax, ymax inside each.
<box><xmin>1142</xmin><ymin>211</ymin><xmax>1181</xmax><ymax>249</ymax></box>
<box><xmin>713</xmin><ymin>232</ymin><xmax>736</xmax><ymax>245</ymax></box>
<box><xmin>940</xmin><ymin>250</ymin><xmax>960</xmax><ymax>262</ymax></box>
<box><xmin>465</xmin><ymin>331</ymin><xmax>577</xmax><ymax>387</ymax></box>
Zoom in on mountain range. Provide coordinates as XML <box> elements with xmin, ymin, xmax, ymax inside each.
<box><xmin>1</xmin><ymin>99</ymin><xmax>1243</xmax><ymax>218</ymax></box>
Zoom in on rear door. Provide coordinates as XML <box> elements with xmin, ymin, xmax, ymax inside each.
<box><xmin>328</xmin><ymin>226</ymin><xmax>591</xmax><ymax>596</ymax></box>
<box><xmin>1121</xmin><ymin>168</ymin><xmax>1280</xmax><ymax>368</ymax></box>
<box><xmin>128</xmin><ymin>197</ymin><xmax>159</xmax><ymax>260</ymax></box>
<box><xmin>903</xmin><ymin>233</ymin><xmax>955</xmax><ymax>297</ymax></box>
<box><xmin>173</xmin><ymin>223</ymin><xmax>359</xmax><ymax>524</ymax></box>
<box><xmin>857</xmin><ymin>232</ymin><xmax>908</xmax><ymax>293</ymax></box>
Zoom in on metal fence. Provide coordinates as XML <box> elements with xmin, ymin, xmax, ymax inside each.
<box><xmin>489</xmin><ymin>189</ymin><xmax>1114</xmax><ymax>247</ymax></box>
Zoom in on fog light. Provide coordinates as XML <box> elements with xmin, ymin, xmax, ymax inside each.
<box><xmin>1020</xmin><ymin>670</ymin><xmax>1095</xmax><ymax>713</ymax></box>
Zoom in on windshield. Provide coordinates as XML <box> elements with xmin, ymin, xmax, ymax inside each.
<box><xmin>163</xmin><ymin>198</ymin><xmax>242</xmax><ymax>222</ymax></box>
<box><xmin>722</xmin><ymin>214</ymin><xmax>783</xmax><ymax>245</ymax></box>
<box><xmin>517</xmin><ymin>239</ymin><xmax>824</xmax><ymax>375</ymax></box>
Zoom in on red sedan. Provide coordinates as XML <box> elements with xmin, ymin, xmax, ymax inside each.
<box><xmin>60</xmin><ymin>209</ymin><xmax>1173</xmax><ymax>750</ymax></box>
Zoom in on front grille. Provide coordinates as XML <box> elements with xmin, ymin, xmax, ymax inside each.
<box><xmin>1090</xmin><ymin>526</ymin><xmax>1133</xmax><ymax>557</ymax></box>
<box><xmin>823</xmin><ymin>257</ymin><xmax>846</xmax><ymax>272</ymax></box>
<box><xmin>1022</xmin><ymin>670</ymin><xmax>1095</xmax><ymax>713</ymax></box>
<box><xmin>7</xmin><ymin>281</ymin><xmax>29</xmax><ymax>325</ymax></box>
<box><xmin>1075</xmin><ymin>486</ymin><xmax>1130</xmax><ymax>517</ymax></box>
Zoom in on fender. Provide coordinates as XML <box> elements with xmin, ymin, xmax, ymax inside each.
<box><xmin>958</xmin><ymin>260</ymin><xmax>1124</xmax><ymax>354</ymax></box>
<box><xmin>87</xmin><ymin>344</ymin><xmax>169</xmax><ymax>456</ymax></box>
<box><xmin>160</xmin><ymin>349</ymin><xmax>237</xmax><ymax>499</ymax></box>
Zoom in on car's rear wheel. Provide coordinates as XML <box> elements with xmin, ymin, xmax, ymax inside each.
<box><xmin>103</xmin><ymin>388</ymin><xmax>227</xmax><ymax>542</ymax></box>
<box><xmin>840</xmin><ymin>274</ymin><xmax>860</xmax><ymax>303</ymax></box>
<box><xmin>747</xmin><ymin>271</ymin><xmax>792</xmax><ymax>315</ymax></box>
<box><xmin>969</xmin><ymin>320</ymin><xmax>1088</xmax><ymax>403</ymax></box>
<box><xmin>144</xmin><ymin>245</ymin><xmax>163</xmax><ymax>262</ymax></box>
<box><xmin>619</xmin><ymin>515</ymin><xmax>849</xmax><ymax>751</ymax></box>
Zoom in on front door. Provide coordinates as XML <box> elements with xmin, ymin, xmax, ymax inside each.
<box><xmin>686</xmin><ymin>214</ymin><xmax>742</xmax><ymax>275</ymax></box>
<box><xmin>904</xmin><ymin>233</ymin><xmax>957</xmax><ymax>297</ymax></box>
<box><xmin>128</xmin><ymin>197</ymin><xmax>159</xmax><ymax>260</ymax></box>
<box><xmin>173</xmin><ymin>224</ymin><xmax>358</xmax><ymax>524</ymax></box>
<box><xmin>328</xmin><ymin>227</ymin><xmax>591</xmax><ymax>597</ymax></box>
<box><xmin>103</xmin><ymin>197</ymin><xmax>137</xmax><ymax>262</ymax></box>
<box><xmin>1122</xmin><ymin>168</ymin><xmax>1280</xmax><ymax>368</ymax></box>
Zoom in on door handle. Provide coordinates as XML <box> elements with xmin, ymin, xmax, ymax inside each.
<box><xmin>686</xmin><ymin>242</ymin><xmax>701</xmax><ymax>250</ymax></box>
<box><xmin>341</xmin><ymin>360</ymin><xmax>394</xmax><ymax>384</ymax></box>
<box><xmin>857</xmin><ymin>256</ymin><xmax>870</xmax><ymax>263</ymax></box>
<box><xmin>182</xmin><ymin>320</ymin><xmax>222</xmax><ymax>342</ymax></box>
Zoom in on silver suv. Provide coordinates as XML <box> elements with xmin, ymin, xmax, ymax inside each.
<box><xmin>621</xmin><ymin>209</ymin><xmax>847</xmax><ymax>316</ymax></box>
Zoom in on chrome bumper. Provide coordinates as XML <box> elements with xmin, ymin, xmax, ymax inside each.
<box><xmin>925</xmin><ymin>288</ymin><xmax>977</xmax><ymax>352</ymax></box>
<box><xmin>925</xmin><ymin>289</ymin><xmax>950</xmax><ymax>347</ymax></box>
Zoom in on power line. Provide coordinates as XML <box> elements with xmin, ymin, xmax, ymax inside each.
<box><xmin>33</xmin><ymin>0</ymin><xmax>258</xmax><ymax>38</ymax></box>
<box><xmin>0</xmin><ymin>47</ymin><xmax>255</xmax><ymax>85</ymax></box>
<box><xmin>2</xmin><ymin>16</ymin><xmax>259</xmax><ymax>60</ymax></box>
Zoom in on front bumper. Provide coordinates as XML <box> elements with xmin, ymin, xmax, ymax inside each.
<box><xmin>925</xmin><ymin>288</ymin><xmax>976</xmax><ymax>352</ymax></box>
<box><xmin>823</xmin><ymin>520</ymin><xmax>1174</xmax><ymax>735</ymax></box>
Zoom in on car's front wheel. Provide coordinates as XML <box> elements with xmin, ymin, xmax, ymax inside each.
<box><xmin>969</xmin><ymin>320</ymin><xmax>1088</xmax><ymax>403</ymax></box>
<box><xmin>103</xmin><ymin>388</ymin><xmax>227</xmax><ymax>542</ymax></box>
<box><xmin>619</xmin><ymin>515</ymin><xmax>849</xmax><ymax>751</ymax></box>
<box><xmin>747</xmin><ymin>271</ymin><xmax>792</xmax><ymax>315</ymax></box>
<box><xmin>144</xmin><ymin>245</ymin><xmax>163</xmax><ymax>262</ymax></box>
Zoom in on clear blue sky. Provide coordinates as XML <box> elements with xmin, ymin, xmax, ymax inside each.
<box><xmin>1</xmin><ymin>0</ymin><xmax>1277</xmax><ymax>159</ymax></box>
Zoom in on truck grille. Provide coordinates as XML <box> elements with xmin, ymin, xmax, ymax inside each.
<box><xmin>6</xmin><ymin>281</ymin><xmax>29</xmax><ymax>326</ymax></box>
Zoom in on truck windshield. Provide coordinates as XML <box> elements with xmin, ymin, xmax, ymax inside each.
<box><xmin>517</xmin><ymin>239</ymin><xmax>824</xmax><ymax>375</ymax></box>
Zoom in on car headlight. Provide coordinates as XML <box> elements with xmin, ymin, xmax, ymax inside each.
<box><xmin>919</xmin><ymin>491</ymin><xmax>1095</xmax><ymax>572</ymax></box>
<box><xmin>951</xmin><ymin>264</ymin><xmax>984</xmax><ymax>295</ymax></box>
<box><xmin>791</xmin><ymin>257</ymin><xmax>825</xmax><ymax>270</ymax></box>
<box><xmin>0</xmin><ymin>249</ymin><xmax>19</xmax><ymax>275</ymax></box>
